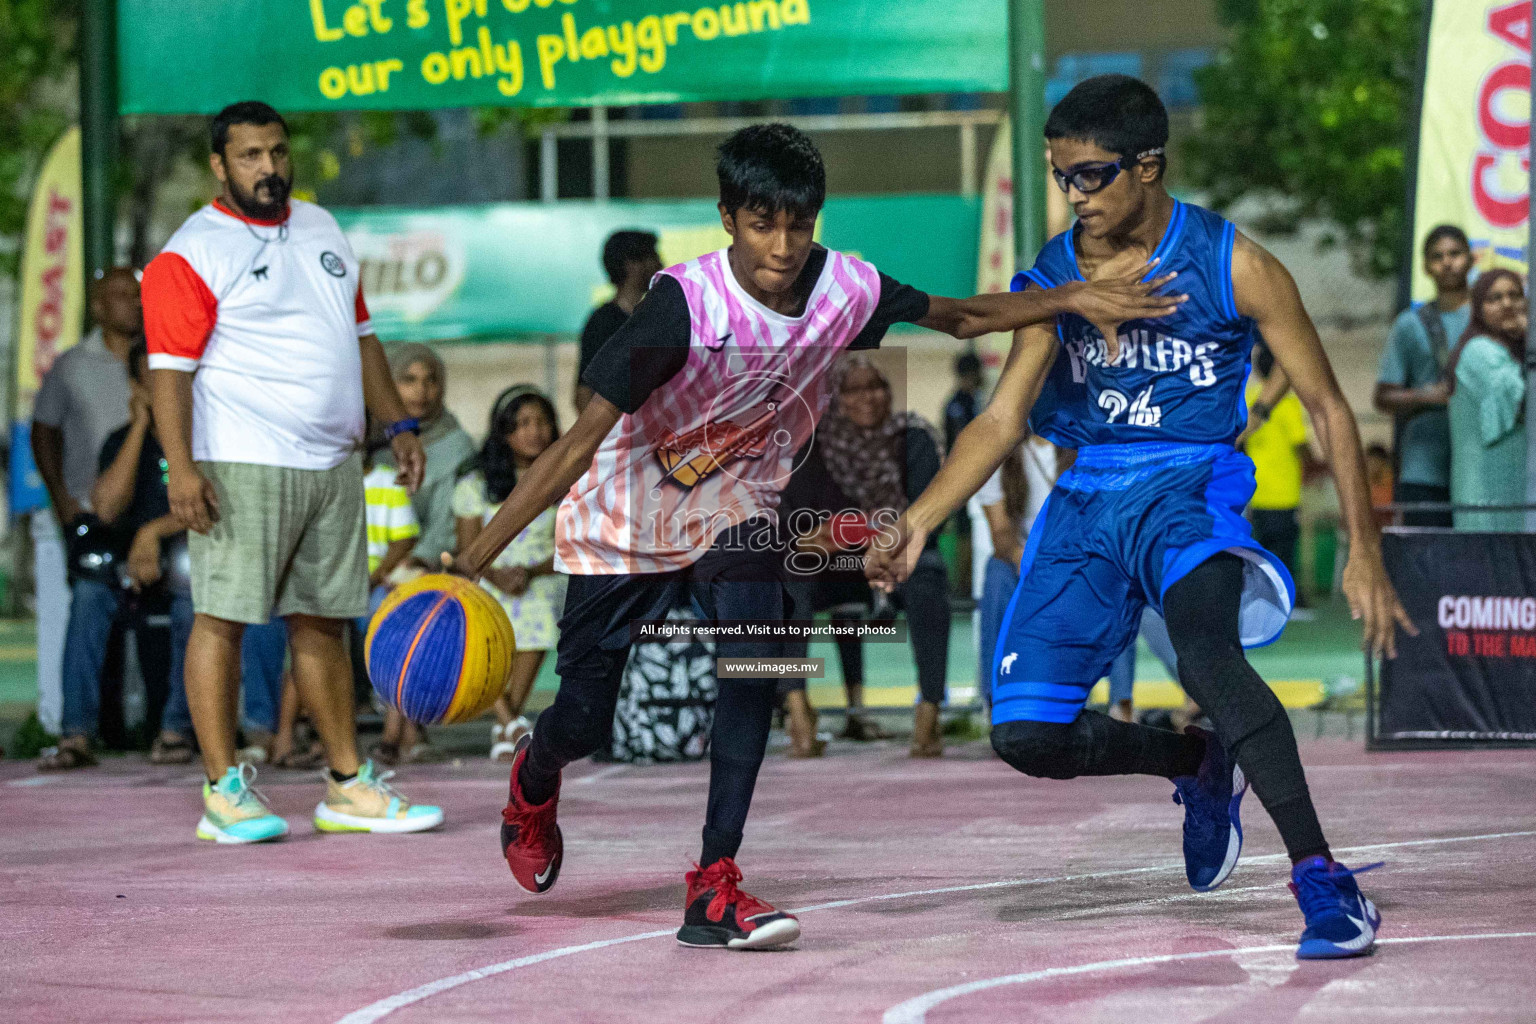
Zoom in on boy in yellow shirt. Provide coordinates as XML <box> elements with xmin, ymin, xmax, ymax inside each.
<box><xmin>1244</xmin><ymin>344</ymin><xmax>1311</xmax><ymax>599</ymax></box>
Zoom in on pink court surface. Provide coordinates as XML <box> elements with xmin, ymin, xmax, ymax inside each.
<box><xmin>3</xmin><ymin>737</ymin><xmax>1534</xmax><ymax>1023</ymax></box>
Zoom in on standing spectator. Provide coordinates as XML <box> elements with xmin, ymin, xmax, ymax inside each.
<box><xmin>574</xmin><ymin>230</ymin><xmax>662</xmax><ymax>412</ymax></box>
<box><xmin>143</xmin><ymin>100</ymin><xmax>439</xmax><ymax>843</ymax></box>
<box><xmin>454</xmin><ymin>387</ymin><xmax>566</xmax><ymax>761</ymax></box>
<box><xmin>385</xmin><ymin>343</ymin><xmax>476</xmax><ymax>569</ymax></box>
<box><xmin>38</xmin><ymin>342</ymin><xmax>189</xmax><ymax>769</ymax></box>
<box><xmin>30</xmin><ymin>267</ymin><xmax>139</xmax><ymax>738</ymax></box>
<box><xmin>1245</xmin><ymin>343</ymin><xmax>1312</xmax><ymax>590</ymax></box>
<box><xmin>1374</xmin><ymin>225</ymin><xmax>1473</xmax><ymax>527</ymax></box>
<box><xmin>942</xmin><ymin>351</ymin><xmax>983</xmax><ymax>454</ymax></box>
<box><xmin>1448</xmin><ymin>269</ymin><xmax>1527</xmax><ymax>532</ymax></box>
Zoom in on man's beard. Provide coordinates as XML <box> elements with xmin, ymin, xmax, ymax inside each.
<box><xmin>229</xmin><ymin>173</ymin><xmax>292</xmax><ymax>220</ymax></box>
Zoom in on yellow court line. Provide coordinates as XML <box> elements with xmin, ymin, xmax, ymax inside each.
<box><xmin>808</xmin><ymin>679</ymin><xmax>1326</xmax><ymax>710</ymax></box>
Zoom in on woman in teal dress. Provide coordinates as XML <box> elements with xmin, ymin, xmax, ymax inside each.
<box><xmin>1448</xmin><ymin>269</ymin><xmax>1528</xmax><ymax>531</ymax></box>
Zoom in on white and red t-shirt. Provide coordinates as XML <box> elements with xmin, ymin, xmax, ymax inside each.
<box><xmin>559</xmin><ymin>245</ymin><xmax>929</xmax><ymax>575</ymax></box>
<box><xmin>143</xmin><ymin>198</ymin><xmax>372</xmax><ymax>470</ymax></box>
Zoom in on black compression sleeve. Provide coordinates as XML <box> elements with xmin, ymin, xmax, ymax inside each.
<box><xmin>849</xmin><ymin>272</ymin><xmax>931</xmax><ymax>350</ymax></box>
<box><xmin>580</xmin><ymin>277</ymin><xmax>692</xmax><ymax>414</ymax></box>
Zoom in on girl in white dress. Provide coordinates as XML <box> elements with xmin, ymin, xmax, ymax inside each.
<box><xmin>454</xmin><ymin>387</ymin><xmax>567</xmax><ymax>760</ymax></box>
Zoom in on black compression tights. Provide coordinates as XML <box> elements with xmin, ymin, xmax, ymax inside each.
<box><xmin>990</xmin><ymin>554</ymin><xmax>1331</xmax><ymax>864</ymax></box>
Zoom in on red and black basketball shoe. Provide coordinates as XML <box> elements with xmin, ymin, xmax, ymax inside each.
<box><xmin>675</xmin><ymin>858</ymin><xmax>800</xmax><ymax>950</ymax></box>
<box><xmin>501</xmin><ymin>741</ymin><xmax>562</xmax><ymax>894</ymax></box>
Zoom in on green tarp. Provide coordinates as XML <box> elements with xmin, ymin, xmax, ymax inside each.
<box><xmin>119</xmin><ymin>0</ymin><xmax>1008</xmax><ymax>114</ymax></box>
<box><xmin>332</xmin><ymin>194</ymin><xmax>980</xmax><ymax>341</ymax></box>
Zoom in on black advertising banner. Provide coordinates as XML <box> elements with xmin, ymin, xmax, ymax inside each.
<box><xmin>1374</xmin><ymin>530</ymin><xmax>1536</xmax><ymax>747</ymax></box>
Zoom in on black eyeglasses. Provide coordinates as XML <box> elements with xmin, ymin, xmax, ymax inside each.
<box><xmin>1052</xmin><ymin>148</ymin><xmax>1166</xmax><ymax>195</ymax></box>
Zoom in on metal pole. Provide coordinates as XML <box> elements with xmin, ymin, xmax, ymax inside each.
<box><xmin>959</xmin><ymin>121</ymin><xmax>978</xmax><ymax>198</ymax></box>
<box><xmin>592</xmin><ymin>105</ymin><xmax>610</xmax><ymax>202</ymax></box>
<box><xmin>80</xmin><ymin>0</ymin><xmax>118</xmax><ymax>277</ymax></box>
<box><xmin>1007</xmin><ymin>0</ymin><xmax>1048</xmax><ymax>266</ymax></box>
<box><xmin>540</xmin><ymin>128</ymin><xmax>558</xmax><ymax>203</ymax></box>
<box><xmin>1525</xmin><ymin>28</ymin><xmax>1536</xmax><ymax>532</ymax></box>
<box><xmin>544</xmin><ymin>335</ymin><xmax>560</xmax><ymax>403</ymax></box>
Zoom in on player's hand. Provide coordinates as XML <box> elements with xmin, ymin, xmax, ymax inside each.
<box><xmin>391</xmin><ymin>432</ymin><xmax>426</xmax><ymax>495</ymax></box>
<box><xmin>1341</xmin><ymin>547</ymin><xmax>1417</xmax><ymax>660</ymax></box>
<box><xmin>864</xmin><ymin>515</ymin><xmax>926</xmax><ymax>591</ymax></box>
<box><xmin>488</xmin><ymin>566</ymin><xmax>530</xmax><ymax>595</ymax></box>
<box><xmin>1067</xmin><ymin>260</ymin><xmax>1187</xmax><ymax>362</ymax></box>
<box><xmin>168</xmin><ymin>464</ymin><xmax>219</xmax><ymax>534</ymax></box>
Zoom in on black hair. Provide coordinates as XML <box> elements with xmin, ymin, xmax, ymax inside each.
<box><xmin>211</xmin><ymin>101</ymin><xmax>288</xmax><ymax>156</ymax></box>
<box><xmin>716</xmin><ymin>123</ymin><xmax>826</xmax><ymax>219</ymax></box>
<box><xmin>467</xmin><ymin>387</ymin><xmax>561</xmax><ymax>504</ymax></box>
<box><xmin>127</xmin><ymin>336</ymin><xmax>148</xmax><ymax>384</ymax></box>
<box><xmin>1044</xmin><ymin>75</ymin><xmax>1169</xmax><ymax>169</ymax></box>
<box><xmin>955</xmin><ymin>352</ymin><xmax>982</xmax><ymax>377</ymax></box>
<box><xmin>602</xmin><ymin>230</ymin><xmax>659</xmax><ymax>285</ymax></box>
<box><xmin>1423</xmin><ymin>224</ymin><xmax>1470</xmax><ymax>256</ymax></box>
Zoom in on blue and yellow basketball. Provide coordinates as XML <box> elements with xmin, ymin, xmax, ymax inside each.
<box><xmin>365</xmin><ymin>574</ymin><xmax>516</xmax><ymax>725</ymax></box>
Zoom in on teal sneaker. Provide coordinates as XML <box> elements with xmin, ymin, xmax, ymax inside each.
<box><xmin>196</xmin><ymin>764</ymin><xmax>290</xmax><ymax>844</ymax></box>
<box><xmin>314</xmin><ymin>760</ymin><xmax>444</xmax><ymax>834</ymax></box>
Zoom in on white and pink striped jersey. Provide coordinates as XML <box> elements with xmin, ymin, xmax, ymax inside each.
<box><xmin>556</xmin><ymin>247</ymin><xmax>902</xmax><ymax>575</ymax></box>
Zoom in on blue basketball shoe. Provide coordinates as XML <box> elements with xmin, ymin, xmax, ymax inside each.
<box><xmin>1290</xmin><ymin>857</ymin><xmax>1382</xmax><ymax>959</ymax></box>
<box><xmin>1171</xmin><ymin>727</ymin><xmax>1248</xmax><ymax>891</ymax></box>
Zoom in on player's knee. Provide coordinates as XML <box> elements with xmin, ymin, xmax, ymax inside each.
<box><xmin>991</xmin><ymin>720</ymin><xmax>1082</xmax><ymax>780</ymax></box>
<box><xmin>1169</xmin><ymin>631</ymin><xmax>1243</xmax><ymax>679</ymax></box>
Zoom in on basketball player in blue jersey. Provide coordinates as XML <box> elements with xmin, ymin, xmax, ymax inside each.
<box><xmin>868</xmin><ymin>76</ymin><xmax>1414</xmax><ymax>960</ymax></box>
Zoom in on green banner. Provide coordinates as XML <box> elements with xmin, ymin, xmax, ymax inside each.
<box><xmin>331</xmin><ymin>194</ymin><xmax>979</xmax><ymax>341</ymax></box>
<box><xmin>118</xmin><ymin>0</ymin><xmax>1007</xmax><ymax>114</ymax></box>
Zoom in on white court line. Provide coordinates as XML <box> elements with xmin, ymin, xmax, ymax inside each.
<box><xmin>332</xmin><ymin>829</ymin><xmax>1536</xmax><ymax>1024</ymax></box>
<box><xmin>880</xmin><ymin>931</ymin><xmax>1536</xmax><ymax>1024</ymax></box>
<box><xmin>6</xmin><ymin>776</ymin><xmax>61</xmax><ymax>787</ymax></box>
<box><xmin>572</xmin><ymin>765</ymin><xmax>630</xmax><ymax>786</ymax></box>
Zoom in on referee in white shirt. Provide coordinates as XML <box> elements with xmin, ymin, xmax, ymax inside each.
<box><xmin>144</xmin><ymin>102</ymin><xmax>440</xmax><ymax>842</ymax></box>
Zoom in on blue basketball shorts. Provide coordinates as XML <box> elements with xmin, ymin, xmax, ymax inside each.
<box><xmin>990</xmin><ymin>442</ymin><xmax>1295</xmax><ymax>725</ymax></box>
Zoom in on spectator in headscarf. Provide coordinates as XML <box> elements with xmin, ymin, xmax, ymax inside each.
<box><xmin>780</xmin><ymin>355</ymin><xmax>951</xmax><ymax>757</ymax></box>
<box><xmin>384</xmin><ymin>343</ymin><xmax>477</xmax><ymax>570</ymax></box>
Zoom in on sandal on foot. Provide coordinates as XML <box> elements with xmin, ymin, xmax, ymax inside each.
<box><xmin>150</xmin><ymin>734</ymin><xmax>194</xmax><ymax>765</ymax></box>
<box><xmin>276</xmin><ymin>742</ymin><xmax>329</xmax><ymax>770</ymax></box>
<box><xmin>840</xmin><ymin>714</ymin><xmax>892</xmax><ymax>742</ymax></box>
<box><xmin>491</xmin><ymin>718</ymin><xmax>531</xmax><ymax>762</ymax></box>
<box><xmin>38</xmin><ymin>743</ymin><xmax>97</xmax><ymax>771</ymax></box>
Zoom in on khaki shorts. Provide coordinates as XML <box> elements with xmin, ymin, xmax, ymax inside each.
<box><xmin>189</xmin><ymin>454</ymin><xmax>370</xmax><ymax>624</ymax></box>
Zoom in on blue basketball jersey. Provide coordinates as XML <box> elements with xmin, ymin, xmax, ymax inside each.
<box><xmin>1012</xmin><ymin>201</ymin><xmax>1258</xmax><ymax>448</ymax></box>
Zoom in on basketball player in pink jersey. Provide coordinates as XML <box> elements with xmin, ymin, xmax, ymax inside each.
<box><xmin>451</xmin><ymin>124</ymin><xmax>1184</xmax><ymax>950</ymax></box>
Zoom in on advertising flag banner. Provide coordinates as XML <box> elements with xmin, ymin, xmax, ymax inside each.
<box><xmin>1409</xmin><ymin>0</ymin><xmax>1531</xmax><ymax>301</ymax></box>
<box><xmin>118</xmin><ymin>0</ymin><xmax>1007</xmax><ymax>114</ymax></box>
<box><xmin>10</xmin><ymin>128</ymin><xmax>84</xmax><ymax>517</ymax></box>
<box><xmin>331</xmin><ymin>193</ymin><xmax>979</xmax><ymax>341</ymax></box>
<box><xmin>1373</xmin><ymin>530</ymin><xmax>1536</xmax><ymax>747</ymax></box>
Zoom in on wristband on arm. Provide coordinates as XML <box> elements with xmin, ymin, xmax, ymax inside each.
<box><xmin>383</xmin><ymin>417</ymin><xmax>420</xmax><ymax>441</ymax></box>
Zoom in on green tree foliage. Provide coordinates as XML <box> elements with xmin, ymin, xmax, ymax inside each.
<box><xmin>0</xmin><ymin>0</ymin><xmax>76</xmax><ymax>274</ymax></box>
<box><xmin>1186</xmin><ymin>0</ymin><xmax>1426</xmax><ymax>278</ymax></box>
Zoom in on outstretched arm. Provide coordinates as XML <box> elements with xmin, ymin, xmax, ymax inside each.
<box><xmin>917</xmin><ymin>261</ymin><xmax>1186</xmax><ymax>341</ymax></box>
<box><xmin>867</xmin><ymin>312</ymin><xmax>1060</xmax><ymax>587</ymax></box>
<box><xmin>1232</xmin><ymin>233</ymin><xmax>1415</xmax><ymax>658</ymax></box>
<box><xmin>450</xmin><ymin>396</ymin><xmax>622</xmax><ymax>579</ymax></box>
